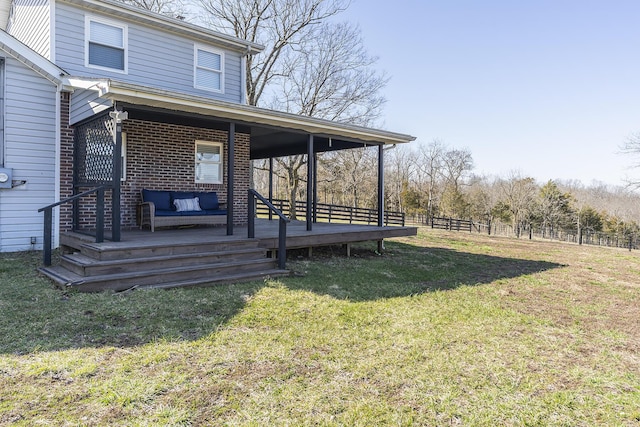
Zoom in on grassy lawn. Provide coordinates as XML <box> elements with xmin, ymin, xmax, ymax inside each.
<box><xmin>1</xmin><ymin>229</ymin><xmax>639</xmax><ymax>426</ymax></box>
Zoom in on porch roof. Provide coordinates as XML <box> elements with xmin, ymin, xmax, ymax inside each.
<box><xmin>66</xmin><ymin>77</ymin><xmax>416</xmax><ymax>159</ymax></box>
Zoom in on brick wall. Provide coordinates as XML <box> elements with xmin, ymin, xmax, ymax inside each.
<box><xmin>59</xmin><ymin>92</ymin><xmax>74</xmax><ymax>232</ymax></box>
<box><xmin>61</xmin><ymin>115</ymin><xmax>251</xmax><ymax>232</ymax></box>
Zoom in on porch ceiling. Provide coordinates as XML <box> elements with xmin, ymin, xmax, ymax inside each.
<box><xmin>122</xmin><ymin>103</ymin><xmax>371</xmax><ymax>159</ymax></box>
<box><xmin>69</xmin><ymin>78</ymin><xmax>416</xmax><ymax>159</ymax></box>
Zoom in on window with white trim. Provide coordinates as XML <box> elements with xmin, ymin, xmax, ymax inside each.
<box><xmin>195</xmin><ymin>141</ymin><xmax>223</xmax><ymax>184</ymax></box>
<box><xmin>194</xmin><ymin>46</ymin><xmax>224</xmax><ymax>92</ymax></box>
<box><xmin>86</xmin><ymin>17</ymin><xmax>127</xmax><ymax>72</ymax></box>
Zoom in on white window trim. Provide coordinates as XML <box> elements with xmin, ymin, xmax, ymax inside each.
<box><xmin>85</xmin><ymin>15</ymin><xmax>128</xmax><ymax>74</ymax></box>
<box><xmin>195</xmin><ymin>140</ymin><xmax>224</xmax><ymax>184</ymax></box>
<box><xmin>194</xmin><ymin>44</ymin><xmax>224</xmax><ymax>93</ymax></box>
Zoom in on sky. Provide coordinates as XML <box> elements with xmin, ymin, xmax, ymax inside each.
<box><xmin>337</xmin><ymin>0</ymin><xmax>640</xmax><ymax>187</ymax></box>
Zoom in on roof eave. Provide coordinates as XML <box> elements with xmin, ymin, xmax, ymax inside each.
<box><xmin>58</xmin><ymin>0</ymin><xmax>264</xmax><ymax>54</ymax></box>
<box><xmin>0</xmin><ymin>30</ymin><xmax>69</xmax><ymax>86</ymax></box>
<box><xmin>68</xmin><ymin>78</ymin><xmax>416</xmax><ymax>145</ymax></box>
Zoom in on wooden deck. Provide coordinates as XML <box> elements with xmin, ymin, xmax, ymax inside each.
<box><xmin>42</xmin><ymin>220</ymin><xmax>417</xmax><ymax>292</ymax></box>
<box><xmin>61</xmin><ymin>219</ymin><xmax>418</xmax><ymax>253</ymax></box>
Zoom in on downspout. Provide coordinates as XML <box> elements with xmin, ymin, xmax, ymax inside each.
<box><xmin>240</xmin><ymin>45</ymin><xmax>249</xmax><ymax>104</ymax></box>
<box><xmin>51</xmin><ymin>0</ymin><xmax>60</xmax><ymax>250</ymax></box>
<box><xmin>53</xmin><ymin>83</ymin><xmax>61</xmax><ymax>250</ymax></box>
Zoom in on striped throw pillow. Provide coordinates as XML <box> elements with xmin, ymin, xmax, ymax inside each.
<box><xmin>173</xmin><ymin>197</ymin><xmax>201</xmax><ymax>212</ymax></box>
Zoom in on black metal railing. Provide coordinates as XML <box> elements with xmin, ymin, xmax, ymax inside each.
<box><xmin>38</xmin><ymin>185</ymin><xmax>109</xmax><ymax>266</ymax></box>
<box><xmin>255</xmin><ymin>199</ymin><xmax>405</xmax><ymax>226</ymax></box>
<box><xmin>248</xmin><ymin>190</ymin><xmax>290</xmax><ymax>269</ymax></box>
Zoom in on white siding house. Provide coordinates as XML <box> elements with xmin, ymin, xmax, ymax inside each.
<box><xmin>0</xmin><ymin>30</ymin><xmax>66</xmax><ymax>252</ymax></box>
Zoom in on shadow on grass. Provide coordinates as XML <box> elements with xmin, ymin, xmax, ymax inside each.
<box><xmin>279</xmin><ymin>241</ymin><xmax>565</xmax><ymax>301</ymax></box>
<box><xmin>0</xmin><ymin>240</ymin><xmax>564</xmax><ymax>354</ymax></box>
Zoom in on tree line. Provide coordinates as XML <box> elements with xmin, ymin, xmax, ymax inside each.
<box><xmin>253</xmin><ymin>139</ymin><xmax>640</xmax><ymax>240</ymax></box>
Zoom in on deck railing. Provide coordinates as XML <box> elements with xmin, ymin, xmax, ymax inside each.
<box><xmin>248</xmin><ymin>190</ymin><xmax>290</xmax><ymax>269</ymax></box>
<box><xmin>38</xmin><ymin>185</ymin><xmax>109</xmax><ymax>266</ymax></box>
<box><xmin>256</xmin><ymin>199</ymin><xmax>405</xmax><ymax>226</ymax></box>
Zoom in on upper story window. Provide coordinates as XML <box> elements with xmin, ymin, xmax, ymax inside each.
<box><xmin>86</xmin><ymin>17</ymin><xmax>127</xmax><ymax>73</ymax></box>
<box><xmin>194</xmin><ymin>46</ymin><xmax>224</xmax><ymax>92</ymax></box>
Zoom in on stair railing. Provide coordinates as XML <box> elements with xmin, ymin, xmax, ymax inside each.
<box><xmin>248</xmin><ymin>189</ymin><xmax>290</xmax><ymax>269</ymax></box>
<box><xmin>38</xmin><ymin>185</ymin><xmax>109</xmax><ymax>266</ymax></box>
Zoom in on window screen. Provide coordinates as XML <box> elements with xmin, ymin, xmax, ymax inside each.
<box><xmin>195</xmin><ymin>141</ymin><xmax>223</xmax><ymax>184</ymax></box>
<box><xmin>88</xmin><ymin>20</ymin><xmax>126</xmax><ymax>71</ymax></box>
<box><xmin>195</xmin><ymin>48</ymin><xmax>223</xmax><ymax>91</ymax></box>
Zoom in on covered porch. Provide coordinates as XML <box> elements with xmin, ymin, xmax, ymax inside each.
<box><xmin>39</xmin><ymin>78</ymin><xmax>416</xmax><ymax>290</ymax></box>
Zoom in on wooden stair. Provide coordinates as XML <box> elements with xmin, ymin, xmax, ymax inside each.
<box><xmin>39</xmin><ymin>234</ymin><xmax>288</xmax><ymax>292</ymax></box>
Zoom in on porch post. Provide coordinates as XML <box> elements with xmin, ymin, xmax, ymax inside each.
<box><xmin>378</xmin><ymin>143</ymin><xmax>384</xmax><ymax>227</ymax></box>
<box><xmin>227</xmin><ymin>122</ymin><xmax>235</xmax><ymax>235</ymax></box>
<box><xmin>313</xmin><ymin>153</ymin><xmax>318</xmax><ymax>223</ymax></box>
<box><xmin>306</xmin><ymin>134</ymin><xmax>314</xmax><ymax>231</ymax></box>
<box><xmin>268</xmin><ymin>157</ymin><xmax>273</xmax><ymax>220</ymax></box>
<box><xmin>109</xmin><ymin>110</ymin><xmax>127</xmax><ymax>242</ymax></box>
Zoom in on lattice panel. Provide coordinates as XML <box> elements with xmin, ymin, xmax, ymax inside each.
<box><xmin>75</xmin><ymin>115</ymin><xmax>115</xmax><ymax>184</ymax></box>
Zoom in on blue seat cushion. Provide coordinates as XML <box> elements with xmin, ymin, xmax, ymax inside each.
<box><xmin>142</xmin><ymin>189</ymin><xmax>172</xmax><ymax>211</ymax></box>
<box><xmin>201</xmin><ymin>209</ymin><xmax>227</xmax><ymax>216</ymax></box>
<box><xmin>154</xmin><ymin>210</ymin><xmax>183</xmax><ymax>217</ymax></box>
<box><xmin>154</xmin><ymin>209</ymin><xmax>226</xmax><ymax>217</ymax></box>
<box><xmin>196</xmin><ymin>192</ymin><xmax>219</xmax><ymax>210</ymax></box>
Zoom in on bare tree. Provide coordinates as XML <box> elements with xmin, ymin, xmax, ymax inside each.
<box><xmin>467</xmin><ymin>175</ymin><xmax>501</xmax><ymax>230</ymax></box>
<box><xmin>320</xmin><ymin>147</ymin><xmax>377</xmax><ymax>208</ymax></box>
<box><xmin>439</xmin><ymin>148</ymin><xmax>473</xmax><ymax>217</ymax></box>
<box><xmin>497</xmin><ymin>172</ymin><xmax>538</xmax><ymax>237</ymax></box>
<box><xmin>199</xmin><ymin>0</ymin><xmax>350</xmax><ymax>107</ymax></box>
<box><xmin>385</xmin><ymin>145</ymin><xmax>417</xmax><ymax>212</ymax></box>
<box><xmin>119</xmin><ymin>0</ymin><xmax>190</xmax><ymax>17</ymax></box>
<box><xmin>415</xmin><ymin>139</ymin><xmax>446</xmax><ymax>219</ymax></box>
<box><xmin>621</xmin><ymin>132</ymin><xmax>640</xmax><ymax>189</ymax></box>
<box><xmin>274</xmin><ymin>22</ymin><xmax>387</xmax><ymax>125</ymax></box>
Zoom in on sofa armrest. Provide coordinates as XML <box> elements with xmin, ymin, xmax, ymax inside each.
<box><xmin>138</xmin><ymin>201</ymin><xmax>156</xmax><ymax>231</ymax></box>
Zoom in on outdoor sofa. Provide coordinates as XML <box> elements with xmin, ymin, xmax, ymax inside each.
<box><xmin>138</xmin><ymin>189</ymin><xmax>227</xmax><ymax>232</ymax></box>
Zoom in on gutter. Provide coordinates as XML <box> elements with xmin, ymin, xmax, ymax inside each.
<box><xmin>59</xmin><ymin>0</ymin><xmax>264</xmax><ymax>55</ymax></box>
<box><xmin>66</xmin><ymin>77</ymin><xmax>416</xmax><ymax>145</ymax></box>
